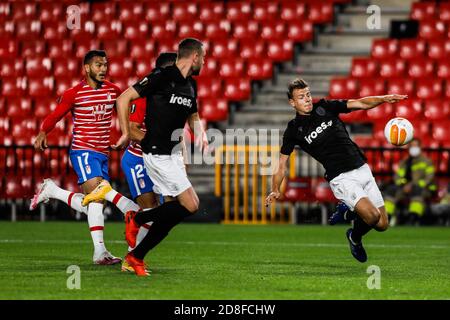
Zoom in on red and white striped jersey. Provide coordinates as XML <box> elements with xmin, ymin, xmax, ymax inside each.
<box><xmin>126</xmin><ymin>98</ymin><xmax>146</xmax><ymax>157</ymax></box>
<box><xmin>41</xmin><ymin>79</ymin><xmax>122</xmax><ymax>155</ymax></box>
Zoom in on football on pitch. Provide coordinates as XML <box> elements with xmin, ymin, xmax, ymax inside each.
<box><xmin>384</xmin><ymin>117</ymin><xmax>414</xmax><ymax>146</ymax></box>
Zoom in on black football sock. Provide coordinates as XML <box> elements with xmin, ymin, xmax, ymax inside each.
<box><xmin>132</xmin><ymin>201</ymin><xmax>192</xmax><ymax>260</ymax></box>
<box><xmin>133</xmin><ymin>202</ymin><xmax>173</xmax><ymax>225</ymax></box>
<box><xmin>351</xmin><ymin>216</ymin><xmax>373</xmax><ymax>243</ymax></box>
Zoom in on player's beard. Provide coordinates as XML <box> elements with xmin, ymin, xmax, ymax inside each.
<box><xmin>89</xmin><ymin>70</ymin><xmax>105</xmax><ymax>85</ymax></box>
<box><xmin>191</xmin><ymin>63</ymin><xmax>202</xmax><ymax>76</ymax></box>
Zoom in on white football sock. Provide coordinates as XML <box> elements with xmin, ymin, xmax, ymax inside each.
<box><xmin>87</xmin><ymin>202</ymin><xmax>107</xmax><ymax>258</ymax></box>
<box><xmin>104</xmin><ymin>189</ymin><xmax>140</xmax><ymax>215</ymax></box>
<box><xmin>48</xmin><ymin>184</ymin><xmax>87</xmax><ymax>214</ymax></box>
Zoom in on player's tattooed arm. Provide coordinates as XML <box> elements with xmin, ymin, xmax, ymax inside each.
<box><xmin>113</xmin><ymin>86</ymin><xmax>141</xmax><ymax>149</ymax></box>
<box><xmin>347</xmin><ymin>94</ymin><xmax>408</xmax><ymax>110</ymax></box>
<box><xmin>265</xmin><ymin>154</ymin><xmax>290</xmax><ymax>206</ymax></box>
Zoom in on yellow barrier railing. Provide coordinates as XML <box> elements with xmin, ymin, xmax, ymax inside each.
<box><xmin>215</xmin><ymin>145</ymin><xmax>297</xmax><ymax>224</ymax></box>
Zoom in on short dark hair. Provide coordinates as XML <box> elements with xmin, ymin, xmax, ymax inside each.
<box><xmin>177</xmin><ymin>38</ymin><xmax>203</xmax><ymax>59</ymax></box>
<box><xmin>83</xmin><ymin>50</ymin><xmax>107</xmax><ymax>65</ymax></box>
<box><xmin>155</xmin><ymin>52</ymin><xmax>177</xmax><ymax>68</ymax></box>
<box><xmin>287</xmin><ymin>78</ymin><xmax>309</xmax><ymax>99</ymax></box>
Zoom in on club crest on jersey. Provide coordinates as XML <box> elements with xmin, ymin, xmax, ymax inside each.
<box><xmin>85</xmin><ymin>165</ymin><xmax>91</xmax><ymax>174</ymax></box>
<box><xmin>169</xmin><ymin>94</ymin><xmax>193</xmax><ymax>108</ymax></box>
<box><xmin>304</xmin><ymin>120</ymin><xmax>333</xmax><ymax>144</ymax></box>
<box><xmin>139</xmin><ymin>179</ymin><xmax>145</xmax><ymax>189</ymax></box>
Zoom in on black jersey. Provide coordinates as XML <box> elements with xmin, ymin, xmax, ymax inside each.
<box><xmin>132</xmin><ymin>65</ymin><xmax>198</xmax><ymax>155</ymax></box>
<box><xmin>280</xmin><ymin>99</ymin><xmax>366</xmax><ymax>181</ymax></box>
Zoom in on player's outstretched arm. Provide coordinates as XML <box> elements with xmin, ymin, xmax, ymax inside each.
<box><xmin>113</xmin><ymin>86</ymin><xmax>140</xmax><ymax>149</ymax></box>
<box><xmin>265</xmin><ymin>154</ymin><xmax>290</xmax><ymax>207</ymax></box>
<box><xmin>347</xmin><ymin>94</ymin><xmax>408</xmax><ymax>110</ymax></box>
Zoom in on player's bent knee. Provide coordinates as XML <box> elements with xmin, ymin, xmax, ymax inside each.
<box><xmin>366</xmin><ymin>209</ymin><xmax>381</xmax><ymax>226</ymax></box>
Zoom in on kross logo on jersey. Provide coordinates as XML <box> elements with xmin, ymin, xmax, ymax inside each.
<box><xmin>169</xmin><ymin>94</ymin><xmax>193</xmax><ymax>108</ymax></box>
<box><xmin>304</xmin><ymin>120</ymin><xmax>333</xmax><ymax>144</ymax></box>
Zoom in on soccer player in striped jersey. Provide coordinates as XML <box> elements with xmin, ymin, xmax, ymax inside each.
<box><xmin>31</xmin><ymin>50</ymin><xmax>140</xmax><ymax>265</ymax></box>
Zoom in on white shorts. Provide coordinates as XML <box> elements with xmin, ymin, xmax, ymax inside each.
<box><xmin>329</xmin><ymin>164</ymin><xmax>384</xmax><ymax>211</ymax></box>
<box><xmin>142</xmin><ymin>152</ymin><xmax>192</xmax><ymax>197</ymax></box>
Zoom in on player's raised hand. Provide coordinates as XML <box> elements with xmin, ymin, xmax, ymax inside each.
<box><xmin>111</xmin><ymin>134</ymin><xmax>130</xmax><ymax>150</ymax></box>
<box><xmin>384</xmin><ymin>94</ymin><xmax>408</xmax><ymax>103</ymax></box>
<box><xmin>265</xmin><ymin>191</ymin><xmax>281</xmax><ymax>207</ymax></box>
<box><xmin>34</xmin><ymin>131</ymin><xmax>48</xmax><ymax>151</ymax></box>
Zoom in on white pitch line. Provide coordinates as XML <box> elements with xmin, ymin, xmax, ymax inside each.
<box><xmin>0</xmin><ymin>239</ymin><xmax>448</xmax><ymax>249</ymax></box>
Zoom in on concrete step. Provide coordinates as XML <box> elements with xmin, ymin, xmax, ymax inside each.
<box><xmin>294</xmin><ymin>53</ymin><xmax>353</xmax><ymax>71</ymax></box>
<box><xmin>317</xmin><ymin>30</ymin><xmax>389</xmax><ymax>50</ymax></box>
<box><xmin>336</xmin><ymin>11</ymin><xmax>409</xmax><ymax>31</ymax></box>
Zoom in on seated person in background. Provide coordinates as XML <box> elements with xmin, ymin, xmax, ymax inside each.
<box><xmin>383</xmin><ymin>138</ymin><xmax>437</xmax><ymax>226</ymax></box>
<box><xmin>431</xmin><ymin>182</ymin><xmax>450</xmax><ymax>226</ymax></box>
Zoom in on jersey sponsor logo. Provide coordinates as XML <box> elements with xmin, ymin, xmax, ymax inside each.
<box><xmin>169</xmin><ymin>94</ymin><xmax>193</xmax><ymax>108</ymax></box>
<box><xmin>304</xmin><ymin>120</ymin><xmax>333</xmax><ymax>144</ymax></box>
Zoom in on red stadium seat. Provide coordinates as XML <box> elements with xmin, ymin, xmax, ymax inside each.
<box><xmin>432</xmin><ymin>121</ymin><xmax>450</xmax><ymax>143</ymax></box>
<box><xmin>260</xmin><ymin>21</ymin><xmax>286</xmax><ymax>41</ymax></box>
<box><xmin>393</xmin><ymin>98</ymin><xmax>423</xmax><ymax>120</ymax></box>
<box><xmin>280</xmin><ymin>1</ymin><xmax>307</xmax><ymax>21</ymax></box>
<box><xmin>253</xmin><ymin>1</ymin><xmax>279</xmax><ymax>21</ymax></box>
<box><xmin>426</xmin><ymin>39</ymin><xmax>450</xmax><ymax>60</ymax></box>
<box><xmin>118</xmin><ymin>2</ymin><xmax>144</xmax><ymax>22</ymax></box>
<box><xmin>287</xmin><ymin>20</ymin><xmax>313</xmax><ymax>42</ymax></box>
<box><xmin>35</xmin><ymin>98</ymin><xmax>58</xmax><ymax>119</ymax></box>
<box><xmin>350</xmin><ymin>57</ymin><xmax>378</xmax><ymax>78</ymax></box>
<box><xmin>407</xmin><ymin>58</ymin><xmax>435</xmax><ymax>78</ymax></box>
<box><xmin>157</xmin><ymin>39</ymin><xmax>179</xmax><ymax>54</ymax></box>
<box><xmin>418</xmin><ymin>20</ymin><xmax>447</xmax><ymax>40</ymax></box>
<box><xmin>224</xmin><ymin>78</ymin><xmax>251</xmax><ymax>101</ymax></box>
<box><xmin>308</xmin><ymin>3</ymin><xmax>334</xmax><ymax>24</ymax></box>
<box><xmin>47</xmin><ymin>39</ymin><xmax>74</xmax><ymax>59</ymax></box>
<box><xmin>358</xmin><ymin>79</ymin><xmax>385</xmax><ymax>97</ymax></box>
<box><xmin>233</xmin><ymin>21</ymin><xmax>260</xmax><ymax>40</ymax></box>
<box><xmin>226</xmin><ymin>2</ymin><xmax>252</xmax><ymax>21</ymax></box>
<box><xmin>410</xmin><ymin>2</ymin><xmax>437</xmax><ymax>20</ymax></box>
<box><xmin>7</xmin><ymin>97</ymin><xmax>32</xmax><ymax>119</ymax></box>
<box><xmin>123</xmin><ymin>21</ymin><xmax>149</xmax><ymax>40</ymax></box>
<box><xmin>151</xmin><ymin>21</ymin><xmax>177</xmax><ymax>40</ymax></box>
<box><xmin>416</xmin><ymin>79</ymin><xmax>443</xmax><ymax>99</ymax></box>
<box><xmin>239</xmin><ymin>39</ymin><xmax>265</xmax><ymax>59</ymax></box>
<box><xmin>379</xmin><ymin>58</ymin><xmax>406</xmax><ymax>78</ymax></box>
<box><xmin>199</xmin><ymin>58</ymin><xmax>219</xmax><ymax>77</ymax></box>
<box><xmin>109</xmin><ymin>59</ymin><xmax>134</xmax><ymax>78</ymax></box>
<box><xmin>247</xmin><ymin>58</ymin><xmax>273</xmax><ymax>80</ymax></box>
<box><xmin>436</xmin><ymin>59</ymin><xmax>450</xmax><ymax>79</ymax></box>
<box><xmin>314</xmin><ymin>179</ymin><xmax>337</xmax><ymax>204</ymax></box>
<box><xmin>28</xmin><ymin>77</ymin><xmax>54</xmax><ymax>98</ymax></box>
<box><xmin>283</xmin><ymin>177</ymin><xmax>315</xmax><ymax>203</ymax></box>
<box><xmin>97</xmin><ymin>21</ymin><xmax>122</xmax><ymax>41</ymax></box>
<box><xmin>211</xmin><ymin>39</ymin><xmax>239</xmax><ymax>59</ymax></box>
<box><xmin>399</xmin><ymin>39</ymin><xmax>426</xmax><ymax>59</ymax></box>
<box><xmin>135</xmin><ymin>60</ymin><xmax>153</xmax><ymax>78</ymax></box>
<box><xmin>371</xmin><ymin>39</ymin><xmax>398</xmax><ymax>59</ymax></box>
<box><xmin>439</xmin><ymin>3</ymin><xmax>450</xmax><ymax>21</ymax></box>
<box><xmin>145</xmin><ymin>3</ymin><xmax>171</xmax><ymax>22</ymax></box>
<box><xmin>0</xmin><ymin>97</ymin><xmax>5</xmax><ymax>116</ymax></box>
<box><xmin>55</xmin><ymin>78</ymin><xmax>79</xmax><ymax>97</ymax></box>
<box><xmin>15</xmin><ymin>20</ymin><xmax>42</xmax><ymax>41</ymax></box>
<box><xmin>267</xmin><ymin>39</ymin><xmax>294</xmax><ymax>62</ymax></box>
<box><xmin>12</xmin><ymin>2</ymin><xmax>37</xmax><ymax>20</ymax></box>
<box><xmin>74</xmin><ymin>39</ymin><xmax>101</xmax><ymax>59</ymax></box>
<box><xmin>172</xmin><ymin>2</ymin><xmax>198</xmax><ymax>21</ymax></box>
<box><xmin>0</xmin><ymin>21</ymin><xmax>14</xmax><ymax>39</ymax></box>
<box><xmin>21</xmin><ymin>40</ymin><xmax>46</xmax><ymax>58</ymax></box>
<box><xmin>0</xmin><ymin>40</ymin><xmax>19</xmax><ymax>58</ymax></box>
<box><xmin>328</xmin><ymin>78</ymin><xmax>358</xmax><ymax>99</ymax></box>
<box><xmin>69</xmin><ymin>21</ymin><xmax>96</xmax><ymax>43</ymax></box>
<box><xmin>5</xmin><ymin>177</ymin><xmax>24</xmax><ymax>199</ymax></box>
<box><xmin>1</xmin><ymin>58</ymin><xmax>24</xmax><ymax>77</ymax></box>
<box><xmin>199</xmin><ymin>2</ymin><xmax>225</xmax><ymax>21</ymax></box>
<box><xmin>39</xmin><ymin>3</ymin><xmax>64</xmax><ymax>22</ymax></box>
<box><xmin>91</xmin><ymin>2</ymin><xmax>117</xmax><ymax>22</ymax></box>
<box><xmin>204</xmin><ymin>20</ymin><xmax>231</xmax><ymax>40</ymax></box>
<box><xmin>1</xmin><ymin>77</ymin><xmax>27</xmax><ymax>98</ymax></box>
<box><xmin>199</xmin><ymin>98</ymin><xmax>228</xmax><ymax>122</ymax></box>
<box><xmin>423</xmin><ymin>100</ymin><xmax>450</xmax><ymax>121</ymax></box>
<box><xmin>25</xmin><ymin>57</ymin><xmax>52</xmax><ymax>77</ymax></box>
<box><xmin>54</xmin><ymin>58</ymin><xmax>80</xmax><ymax>78</ymax></box>
<box><xmin>42</xmin><ymin>21</ymin><xmax>67</xmax><ymax>40</ymax></box>
<box><xmin>177</xmin><ymin>21</ymin><xmax>204</xmax><ymax>39</ymax></box>
<box><xmin>366</xmin><ymin>102</ymin><xmax>393</xmax><ymax>121</ymax></box>
<box><xmin>129</xmin><ymin>41</ymin><xmax>156</xmax><ymax>59</ymax></box>
<box><xmin>386</xmin><ymin>78</ymin><xmax>415</xmax><ymax>97</ymax></box>
<box><xmin>102</xmin><ymin>39</ymin><xmax>128</xmax><ymax>59</ymax></box>
<box><xmin>219</xmin><ymin>58</ymin><xmax>245</xmax><ymax>79</ymax></box>
<box><xmin>197</xmin><ymin>78</ymin><xmax>222</xmax><ymax>99</ymax></box>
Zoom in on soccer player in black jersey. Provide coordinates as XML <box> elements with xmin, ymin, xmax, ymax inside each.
<box><xmin>113</xmin><ymin>38</ymin><xmax>208</xmax><ymax>276</ymax></box>
<box><xmin>265</xmin><ymin>78</ymin><xmax>407</xmax><ymax>262</ymax></box>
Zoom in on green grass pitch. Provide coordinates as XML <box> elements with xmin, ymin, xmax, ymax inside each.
<box><xmin>0</xmin><ymin>222</ymin><xmax>449</xmax><ymax>300</ymax></box>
